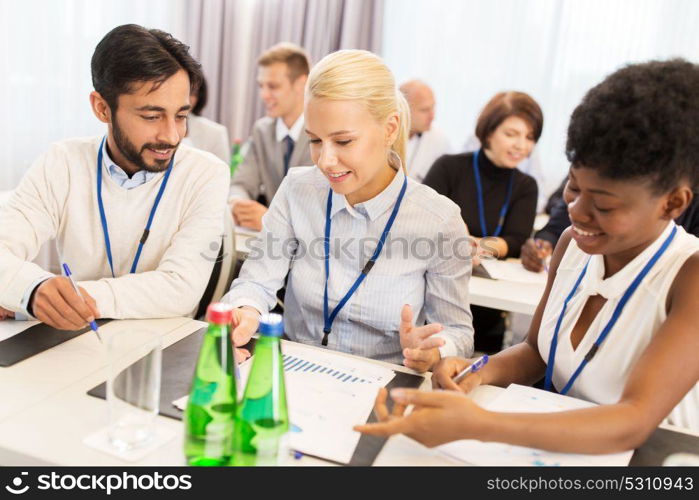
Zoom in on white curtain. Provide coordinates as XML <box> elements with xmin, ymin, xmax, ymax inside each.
<box><xmin>185</xmin><ymin>0</ymin><xmax>384</xmax><ymax>144</ymax></box>
<box><xmin>381</xmin><ymin>0</ymin><xmax>699</xmax><ymax>197</ymax></box>
<box><xmin>0</xmin><ymin>0</ymin><xmax>188</xmax><ymax>191</ymax></box>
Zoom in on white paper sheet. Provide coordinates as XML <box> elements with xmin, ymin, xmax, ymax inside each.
<box><xmin>280</xmin><ymin>342</ymin><xmax>395</xmax><ymax>387</ymax></box>
<box><xmin>278</xmin><ymin>344</ymin><xmax>395</xmax><ymax>463</ymax></box>
<box><xmin>0</xmin><ymin>320</ymin><xmax>38</xmax><ymax>342</ymax></box>
<box><xmin>285</xmin><ymin>374</ymin><xmax>382</xmax><ymax>463</ymax></box>
<box><xmin>480</xmin><ymin>259</ymin><xmax>548</xmax><ymax>285</ymax></box>
<box><xmin>438</xmin><ymin>384</ymin><xmax>633</xmax><ymax>466</ymax></box>
<box><xmin>173</xmin><ymin>342</ymin><xmax>396</xmax><ymax>464</ymax></box>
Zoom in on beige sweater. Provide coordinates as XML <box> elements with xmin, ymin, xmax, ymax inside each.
<box><xmin>0</xmin><ymin>136</ymin><xmax>230</xmax><ymax>319</ymax></box>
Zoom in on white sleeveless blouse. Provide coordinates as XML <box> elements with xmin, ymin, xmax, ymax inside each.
<box><xmin>537</xmin><ymin>222</ymin><xmax>699</xmax><ymax>431</ymax></box>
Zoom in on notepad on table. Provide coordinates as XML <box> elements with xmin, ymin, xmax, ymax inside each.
<box><xmin>480</xmin><ymin>259</ymin><xmax>547</xmax><ymax>285</ymax></box>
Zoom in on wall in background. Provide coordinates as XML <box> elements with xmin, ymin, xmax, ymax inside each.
<box><xmin>3</xmin><ymin>0</ymin><xmax>699</xmax><ymax>196</ymax></box>
<box><xmin>382</xmin><ymin>0</ymin><xmax>699</xmax><ymax>196</ymax></box>
<box><xmin>0</xmin><ymin>0</ymin><xmax>186</xmax><ymax>191</ymax></box>
<box><xmin>184</xmin><ymin>0</ymin><xmax>383</xmax><ymax>145</ymax></box>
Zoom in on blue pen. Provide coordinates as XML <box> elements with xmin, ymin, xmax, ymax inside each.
<box><xmin>62</xmin><ymin>263</ymin><xmax>102</xmax><ymax>342</ymax></box>
<box><xmin>453</xmin><ymin>355</ymin><xmax>488</xmax><ymax>384</ymax></box>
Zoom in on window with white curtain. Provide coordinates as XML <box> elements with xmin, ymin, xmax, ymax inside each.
<box><xmin>381</xmin><ymin>0</ymin><xmax>699</xmax><ymax>196</ymax></box>
<box><xmin>0</xmin><ymin>0</ymin><xmax>187</xmax><ymax>191</ymax></box>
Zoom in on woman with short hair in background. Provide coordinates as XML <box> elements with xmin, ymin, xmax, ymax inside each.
<box><xmin>424</xmin><ymin>92</ymin><xmax>543</xmax><ymax>352</ymax></box>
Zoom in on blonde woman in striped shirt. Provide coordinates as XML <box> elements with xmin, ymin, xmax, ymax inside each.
<box><xmin>223</xmin><ymin>50</ymin><xmax>475</xmax><ymax>371</ymax></box>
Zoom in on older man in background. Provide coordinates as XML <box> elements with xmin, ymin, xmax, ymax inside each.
<box><xmin>400</xmin><ymin>80</ymin><xmax>452</xmax><ymax>182</ymax></box>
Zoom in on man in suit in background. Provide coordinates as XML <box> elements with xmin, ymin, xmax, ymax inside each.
<box><xmin>400</xmin><ymin>79</ymin><xmax>452</xmax><ymax>183</ymax></box>
<box><xmin>229</xmin><ymin>43</ymin><xmax>313</xmax><ymax>231</ymax></box>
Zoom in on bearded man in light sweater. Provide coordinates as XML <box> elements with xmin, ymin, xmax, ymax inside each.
<box><xmin>0</xmin><ymin>24</ymin><xmax>230</xmax><ymax>330</ymax></box>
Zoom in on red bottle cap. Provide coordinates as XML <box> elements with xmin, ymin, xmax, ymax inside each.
<box><xmin>206</xmin><ymin>302</ymin><xmax>234</xmax><ymax>325</ymax></box>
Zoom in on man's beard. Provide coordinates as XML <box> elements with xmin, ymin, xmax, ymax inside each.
<box><xmin>112</xmin><ymin>117</ymin><xmax>179</xmax><ymax>173</ymax></box>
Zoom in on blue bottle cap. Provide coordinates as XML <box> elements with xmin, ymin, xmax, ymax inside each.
<box><xmin>258</xmin><ymin>313</ymin><xmax>283</xmax><ymax>337</ymax></box>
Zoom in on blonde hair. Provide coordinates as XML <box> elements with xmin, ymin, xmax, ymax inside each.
<box><xmin>258</xmin><ymin>42</ymin><xmax>310</xmax><ymax>82</ymax></box>
<box><xmin>306</xmin><ymin>49</ymin><xmax>410</xmax><ymax>170</ymax></box>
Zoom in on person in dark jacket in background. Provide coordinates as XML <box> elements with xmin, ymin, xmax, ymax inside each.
<box><xmin>521</xmin><ymin>186</ymin><xmax>699</xmax><ymax>272</ymax></box>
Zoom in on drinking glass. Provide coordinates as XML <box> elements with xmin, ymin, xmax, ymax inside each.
<box><xmin>106</xmin><ymin>329</ymin><xmax>162</xmax><ymax>451</ymax></box>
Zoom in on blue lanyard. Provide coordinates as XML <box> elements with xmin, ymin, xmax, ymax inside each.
<box><xmin>544</xmin><ymin>225</ymin><xmax>677</xmax><ymax>395</ymax></box>
<box><xmin>96</xmin><ymin>137</ymin><xmax>173</xmax><ymax>278</ymax></box>
<box><xmin>472</xmin><ymin>149</ymin><xmax>514</xmax><ymax>237</ymax></box>
<box><xmin>322</xmin><ymin>173</ymin><xmax>408</xmax><ymax>346</ymax></box>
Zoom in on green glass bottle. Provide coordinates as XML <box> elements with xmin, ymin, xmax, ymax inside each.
<box><xmin>230</xmin><ymin>139</ymin><xmax>244</xmax><ymax>176</ymax></box>
<box><xmin>232</xmin><ymin>313</ymin><xmax>289</xmax><ymax>466</ymax></box>
<box><xmin>184</xmin><ymin>302</ymin><xmax>238</xmax><ymax>466</ymax></box>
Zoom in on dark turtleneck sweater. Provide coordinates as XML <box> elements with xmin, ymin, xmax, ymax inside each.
<box><xmin>423</xmin><ymin>150</ymin><xmax>538</xmax><ymax>258</ymax></box>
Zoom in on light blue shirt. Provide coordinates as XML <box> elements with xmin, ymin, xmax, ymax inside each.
<box><xmin>103</xmin><ymin>142</ymin><xmax>158</xmax><ymax>188</ymax></box>
<box><xmin>16</xmin><ymin>140</ymin><xmax>155</xmax><ymax>319</ymax></box>
<box><xmin>223</xmin><ymin>165</ymin><xmax>474</xmax><ymax>364</ymax></box>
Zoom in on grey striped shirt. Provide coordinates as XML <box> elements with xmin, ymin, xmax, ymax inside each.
<box><xmin>223</xmin><ymin>166</ymin><xmax>474</xmax><ymax>364</ymax></box>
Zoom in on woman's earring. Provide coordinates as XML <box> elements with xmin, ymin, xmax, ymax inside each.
<box><xmin>387</xmin><ymin>149</ymin><xmax>403</xmax><ymax>170</ymax></box>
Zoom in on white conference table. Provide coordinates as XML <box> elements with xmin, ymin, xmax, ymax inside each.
<box><xmin>468</xmin><ymin>275</ymin><xmax>543</xmax><ymax>316</ymax></box>
<box><xmin>234</xmin><ymin>230</ymin><xmax>545</xmax><ymax>316</ymax></box>
<box><xmin>0</xmin><ymin>318</ymin><xmax>198</xmax><ymax>422</ymax></box>
<box><xmin>0</xmin><ymin>317</ymin><xmax>500</xmax><ymax>466</ymax></box>
<box><xmin>0</xmin><ymin>317</ymin><xmax>696</xmax><ymax>466</ymax></box>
